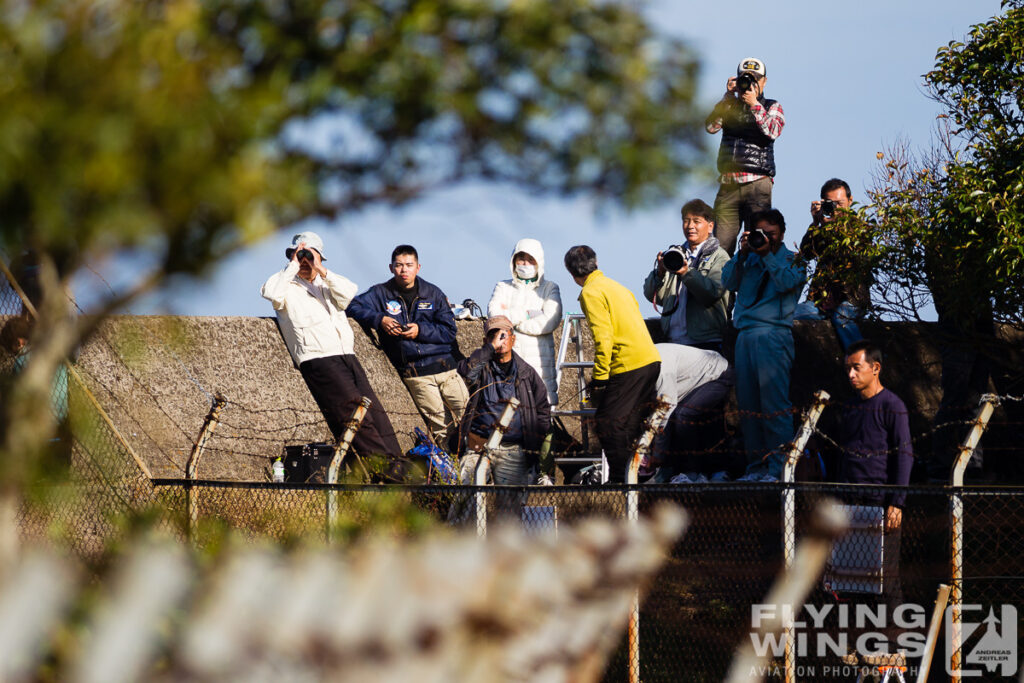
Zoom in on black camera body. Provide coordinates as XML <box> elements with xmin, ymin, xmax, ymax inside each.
<box><xmin>735</xmin><ymin>72</ymin><xmax>757</xmax><ymax>93</ymax></box>
<box><xmin>820</xmin><ymin>199</ymin><xmax>836</xmax><ymax>220</ymax></box>
<box><xmin>662</xmin><ymin>245</ymin><xmax>688</xmax><ymax>272</ymax></box>
<box><xmin>746</xmin><ymin>229</ymin><xmax>769</xmax><ymax>251</ymax></box>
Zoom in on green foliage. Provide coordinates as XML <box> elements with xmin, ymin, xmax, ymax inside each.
<box><xmin>0</xmin><ymin>0</ymin><xmax>705</xmax><ymax>284</ymax></box>
<box><xmin>0</xmin><ymin>0</ymin><xmax>705</xmax><ymax>481</ymax></box>
<box><xmin>858</xmin><ymin>0</ymin><xmax>1024</xmax><ymax>326</ymax></box>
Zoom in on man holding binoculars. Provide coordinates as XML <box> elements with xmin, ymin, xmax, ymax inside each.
<box><xmin>643</xmin><ymin>199</ymin><xmax>730</xmax><ymax>352</ymax></box>
<box><xmin>705</xmin><ymin>57</ymin><xmax>785</xmax><ymax>256</ymax></box>
<box><xmin>261</xmin><ymin>232</ymin><xmax>403</xmax><ymax>471</ymax></box>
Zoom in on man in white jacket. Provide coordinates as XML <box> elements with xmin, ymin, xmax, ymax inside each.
<box><xmin>261</xmin><ymin>232</ymin><xmax>403</xmax><ymax>471</ymax></box>
<box><xmin>487</xmin><ymin>239</ymin><xmax>563</xmax><ymax>405</ymax></box>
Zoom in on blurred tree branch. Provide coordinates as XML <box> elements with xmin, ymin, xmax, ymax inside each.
<box><xmin>0</xmin><ymin>0</ymin><xmax>707</xmax><ymax>481</ymax></box>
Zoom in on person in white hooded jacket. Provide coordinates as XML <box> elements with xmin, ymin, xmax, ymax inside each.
<box><xmin>487</xmin><ymin>239</ymin><xmax>563</xmax><ymax>405</ymax></box>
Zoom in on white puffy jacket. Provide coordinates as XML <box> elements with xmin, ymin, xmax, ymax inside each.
<box><xmin>487</xmin><ymin>238</ymin><xmax>563</xmax><ymax>404</ymax></box>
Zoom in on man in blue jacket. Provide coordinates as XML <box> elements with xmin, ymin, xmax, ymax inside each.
<box><xmin>348</xmin><ymin>245</ymin><xmax>469</xmax><ymax>450</ymax></box>
<box><xmin>722</xmin><ymin>209</ymin><xmax>806</xmax><ymax>481</ymax></box>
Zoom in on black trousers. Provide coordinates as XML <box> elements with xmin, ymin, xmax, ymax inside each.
<box><xmin>594</xmin><ymin>361</ymin><xmax>661</xmax><ymax>482</ymax></box>
<box><xmin>663</xmin><ymin>368</ymin><xmax>735</xmax><ymax>474</ymax></box>
<box><xmin>299</xmin><ymin>355</ymin><xmax>402</xmax><ymax>461</ymax></box>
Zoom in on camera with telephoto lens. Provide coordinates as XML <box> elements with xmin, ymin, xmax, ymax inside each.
<box><xmin>746</xmin><ymin>228</ymin><xmax>769</xmax><ymax>251</ymax></box>
<box><xmin>735</xmin><ymin>72</ymin><xmax>757</xmax><ymax>93</ymax></box>
<box><xmin>661</xmin><ymin>245</ymin><xmax>687</xmax><ymax>272</ymax></box>
<box><xmin>820</xmin><ymin>199</ymin><xmax>836</xmax><ymax>220</ymax></box>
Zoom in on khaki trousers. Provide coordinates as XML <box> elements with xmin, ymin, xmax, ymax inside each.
<box><xmin>402</xmin><ymin>369</ymin><xmax>469</xmax><ymax>448</ymax></box>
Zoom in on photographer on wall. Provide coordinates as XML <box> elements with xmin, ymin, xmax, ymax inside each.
<box><xmin>795</xmin><ymin>178</ymin><xmax>869</xmax><ymax>351</ymax></box>
<box><xmin>643</xmin><ymin>199</ymin><xmax>730</xmax><ymax>352</ymax></box>
<box><xmin>705</xmin><ymin>57</ymin><xmax>785</xmax><ymax>256</ymax></box>
<box><xmin>722</xmin><ymin>209</ymin><xmax>806</xmax><ymax>482</ymax></box>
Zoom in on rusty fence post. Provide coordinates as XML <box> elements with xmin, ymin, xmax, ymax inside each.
<box><xmin>474</xmin><ymin>398</ymin><xmax>521</xmax><ymax>539</ymax></box>
<box><xmin>185</xmin><ymin>394</ymin><xmax>227</xmax><ymax>542</ymax></box>
<box><xmin>624</xmin><ymin>395</ymin><xmax>674</xmax><ymax>683</ymax></box>
<box><xmin>779</xmin><ymin>390</ymin><xmax>829</xmax><ymax>683</ymax></box>
<box><xmin>948</xmin><ymin>394</ymin><xmax>999</xmax><ymax>682</ymax></box>
<box><xmin>326</xmin><ymin>397</ymin><xmax>371</xmax><ymax>541</ymax></box>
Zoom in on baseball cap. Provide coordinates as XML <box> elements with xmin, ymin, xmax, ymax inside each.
<box><xmin>485</xmin><ymin>315</ymin><xmax>514</xmax><ymax>334</ymax></box>
<box><xmin>737</xmin><ymin>57</ymin><xmax>766</xmax><ymax>78</ymax></box>
<box><xmin>285</xmin><ymin>231</ymin><xmax>326</xmax><ymax>261</ymax></box>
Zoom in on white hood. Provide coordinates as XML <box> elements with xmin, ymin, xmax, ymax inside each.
<box><xmin>509</xmin><ymin>238</ymin><xmax>545</xmax><ymax>283</ymax></box>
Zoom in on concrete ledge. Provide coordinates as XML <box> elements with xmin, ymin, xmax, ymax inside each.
<box><xmin>65</xmin><ymin>316</ymin><xmax>1022</xmax><ymax>481</ymax></box>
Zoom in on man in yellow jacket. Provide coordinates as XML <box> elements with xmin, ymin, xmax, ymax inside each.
<box><xmin>564</xmin><ymin>245</ymin><xmax>661</xmax><ymax>482</ymax></box>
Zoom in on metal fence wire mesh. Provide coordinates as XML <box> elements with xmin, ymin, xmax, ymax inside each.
<box><xmin>4</xmin><ymin>259</ymin><xmax>1024</xmax><ymax>681</ymax></box>
<box><xmin>103</xmin><ymin>480</ymin><xmax>1020</xmax><ymax>682</ymax></box>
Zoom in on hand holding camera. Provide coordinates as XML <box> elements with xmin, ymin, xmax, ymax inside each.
<box><xmin>733</xmin><ymin>72</ymin><xmax>761</xmax><ymax>107</ymax></box>
<box><xmin>740</xmin><ymin>229</ymin><xmax>771</xmax><ymax>256</ymax></box>
<box><xmin>659</xmin><ymin>246</ymin><xmax>690</xmax><ymax>275</ymax></box>
<box><xmin>810</xmin><ymin>199</ymin><xmax>837</xmax><ymax>224</ymax></box>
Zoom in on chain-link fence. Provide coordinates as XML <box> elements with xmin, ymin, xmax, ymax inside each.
<box><xmin>132</xmin><ymin>480</ymin><xmax>1024</xmax><ymax>681</ymax></box>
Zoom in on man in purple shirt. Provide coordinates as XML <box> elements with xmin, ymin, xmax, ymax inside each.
<box><xmin>839</xmin><ymin>339</ymin><xmax>914</xmax><ymax>530</ymax></box>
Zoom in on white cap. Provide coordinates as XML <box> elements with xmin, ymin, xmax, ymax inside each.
<box><xmin>287</xmin><ymin>231</ymin><xmax>326</xmax><ymax>261</ymax></box>
<box><xmin>737</xmin><ymin>57</ymin><xmax>766</xmax><ymax>78</ymax></box>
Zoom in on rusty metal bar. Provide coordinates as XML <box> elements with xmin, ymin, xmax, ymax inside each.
<box><xmin>916</xmin><ymin>583</ymin><xmax>951</xmax><ymax>683</ymax></box>
<box><xmin>326</xmin><ymin>397</ymin><xmax>371</xmax><ymax>539</ymax></box>
<box><xmin>625</xmin><ymin>395</ymin><xmax>674</xmax><ymax>683</ymax></box>
<box><xmin>186</xmin><ymin>394</ymin><xmax>227</xmax><ymax>541</ymax></box>
<box><xmin>781</xmin><ymin>389</ymin><xmax>829</xmax><ymax>683</ymax></box>
<box><xmin>948</xmin><ymin>394</ymin><xmax>998</xmax><ymax>682</ymax></box>
<box><xmin>185</xmin><ymin>395</ymin><xmax>227</xmax><ymax>481</ymax></box>
<box><xmin>475</xmin><ymin>398</ymin><xmax>520</xmax><ymax>539</ymax></box>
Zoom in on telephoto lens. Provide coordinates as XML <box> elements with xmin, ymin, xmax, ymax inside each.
<box><xmin>746</xmin><ymin>229</ymin><xmax>768</xmax><ymax>250</ymax></box>
<box><xmin>662</xmin><ymin>246</ymin><xmax>687</xmax><ymax>272</ymax></box>
<box><xmin>820</xmin><ymin>199</ymin><xmax>836</xmax><ymax>220</ymax></box>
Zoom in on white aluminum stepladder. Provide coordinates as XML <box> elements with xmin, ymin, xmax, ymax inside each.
<box><xmin>552</xmin><ymin>313</ymin><xmax>607</xmax><ymax>480</ymax></box>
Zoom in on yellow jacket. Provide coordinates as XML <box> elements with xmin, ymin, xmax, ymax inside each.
<box><xmin>578</xmin><ymin>270</ymin><xmax>660</xmax><ymax>380</ymax></box>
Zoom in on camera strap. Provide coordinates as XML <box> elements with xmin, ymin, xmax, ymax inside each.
<box><xmin>751</xmin><ymin>270</ymin><xmax>771</xmax><ymax>307</ymax></box>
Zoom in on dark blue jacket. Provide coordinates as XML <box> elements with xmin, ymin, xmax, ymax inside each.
<box><xmin>348</xmin><ymin>277</ymin><xmax>462</xmax><ymax>377</ymax></box>
<box><xmin>457</xmin><ymin>345</ymin><xmax>551</xmax><ymax>456</ymax></box>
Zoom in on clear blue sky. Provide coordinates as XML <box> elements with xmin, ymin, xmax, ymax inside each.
<box><xmin>92</xmin><ymin>1</ymin><xmax>1002</xmax><ymax>319</ymax></box>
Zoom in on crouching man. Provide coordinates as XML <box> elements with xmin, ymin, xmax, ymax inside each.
<box><xmin>261</xmin><ymin>232</ymin><xmax>404</xmax><ymax>473</ymax></box>
<box><xmin>649</xmin><ymin>342</ymin><xmax>735</xmax><ymax>483</ymax></box>
<box><xmin>457</xmin><ymin>315</ymin><xmax>551</xmax><ymax>485</ymax></box>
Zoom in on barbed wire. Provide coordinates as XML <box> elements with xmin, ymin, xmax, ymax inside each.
<box><xmin>4</xmin><ymin>264</ymin><xmax>1020</xmax><ymax>477</ymax></box>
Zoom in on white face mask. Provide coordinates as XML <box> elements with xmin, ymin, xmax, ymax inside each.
<box><xmin>515</xmin><ymin>264</ymin><xmax>537</xmax><ymax>279</ymax></box>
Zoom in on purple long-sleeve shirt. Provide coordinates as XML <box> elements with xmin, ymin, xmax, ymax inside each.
<box><xmin>838</xmin><ymin>388</ymin><xmax>914</xmax><ymax>508</ymax></box>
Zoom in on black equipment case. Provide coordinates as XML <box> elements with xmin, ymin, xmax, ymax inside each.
<box><xmin>282</xmin><ymin>443</ymin><xmax>336</xmax><ymax>483</ymax></box>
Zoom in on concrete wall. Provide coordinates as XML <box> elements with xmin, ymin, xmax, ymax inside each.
<box><xmin>71</xmin><ymin>315</ymin><xmax>1022</xmax><ymax>482</ymax></box>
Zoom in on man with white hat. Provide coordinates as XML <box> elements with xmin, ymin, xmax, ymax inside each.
<box><xmin>705</xmin><ymin>57</ymin><xmax>785</xmax><ymax>255</ymax></box>
<box><xmin>261</xmin><ymin>232</ymin><xmax>404</xmax><ymax>474</ymax></box>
